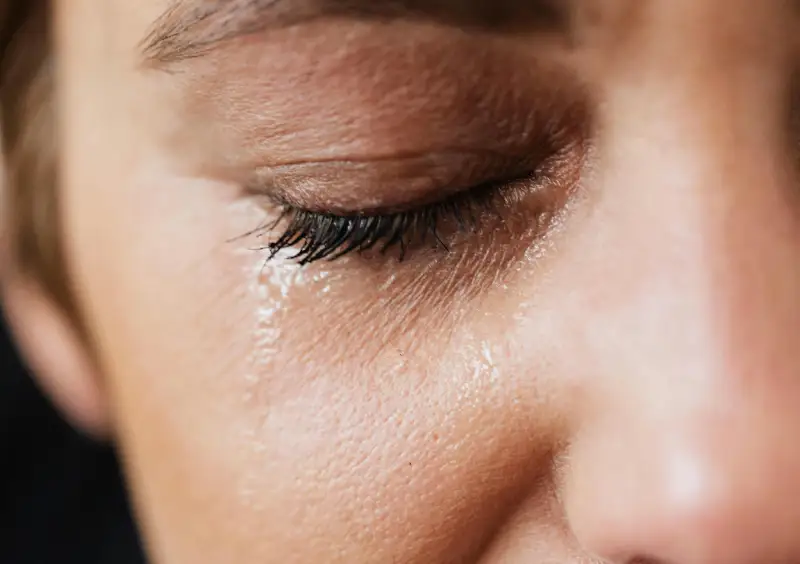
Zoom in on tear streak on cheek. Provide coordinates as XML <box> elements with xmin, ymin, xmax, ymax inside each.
<box><xmin>229</xmin><ymin>201</ymin><xmax>335</xmax><ymax>408</ymax></box>
<box><xmin>226</xmin><ymin>194</ymin><xmax>556</xmax><ymax>419</ymax></box>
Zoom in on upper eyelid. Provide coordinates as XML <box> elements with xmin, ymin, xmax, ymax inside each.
<box><xmin>246</xmin><ymin>150</ymin><xmax>549</xmax><ymax>214</ymax></box>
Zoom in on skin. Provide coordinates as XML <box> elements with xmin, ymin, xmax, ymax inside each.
<box><xmin>5</xmin><ymin>0</ymin><xmax>800</xmax><ymax>562</ymax></box>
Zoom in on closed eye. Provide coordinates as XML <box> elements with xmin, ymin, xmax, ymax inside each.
<box><xmin>261</xmin><ymin>175</ymin><xmax>516</xmax><ymax>264</ymax></box>
<box><xmin>251</xmin><ymin>139</ymin><xmax>581</xmax><ymax>266</ymax></box>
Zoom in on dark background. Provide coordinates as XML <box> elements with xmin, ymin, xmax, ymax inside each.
<box><xmin>1</xmin><ymin>312</ymin><xmax>146</xmax><ymax>564</ymax></box>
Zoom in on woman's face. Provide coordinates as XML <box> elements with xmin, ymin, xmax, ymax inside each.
<box><xmin>55</xmin><ymin>1</ymin><xmax>800</xmax><ymax>562</ymax></box>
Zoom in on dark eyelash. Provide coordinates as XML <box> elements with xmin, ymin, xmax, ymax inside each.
<box><xmin>262</xmin><ymin>182</ymin><xmax>502</xmax><ymax>265</ymax></box>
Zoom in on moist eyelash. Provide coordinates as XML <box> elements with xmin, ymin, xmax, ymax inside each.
<box><xmin>262</xmin><ymin>183</ymin><xmax>501</xmax><ymax>265</ymax></box>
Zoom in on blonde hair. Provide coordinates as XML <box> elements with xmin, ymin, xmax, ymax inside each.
<box><xmin>1</xmin><ymin>0</ymin><xmax>74</xmax><ymax>315</ymax></box>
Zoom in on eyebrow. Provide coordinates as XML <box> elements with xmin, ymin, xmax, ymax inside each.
<box><xmin>141</xmin><ymin>0</ymin><xmax>565</xmax><ymax>66</ymax></box>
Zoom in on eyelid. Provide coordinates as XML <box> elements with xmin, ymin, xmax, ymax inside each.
<box><xmin>246</xmin><ymin>149</ymin><xmax>553</xmax><ymax>215</ymax></box>
<box><xmin>258</xmin><ymin>150</ymin><xmax>578</xmax><ymax>265</ymax></box>
<box><xmin>262</xmin><ymin>171</ymin><xmax>548</xmax><ymax>265</ymax></box>
<box><xmin>251</xmin><ymin>133</ymin><xmax>588</xmax><ymax>265</ymax></box>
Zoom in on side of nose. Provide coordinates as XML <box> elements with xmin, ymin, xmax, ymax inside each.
<box><xmin>559</xmin><ymin>2</ymin><xmax>800</xmax><ymax>563</ymax></box>
<box><xmin>565</xmin><ymin>405</ymin><xmax>800</xmax><ymax>564</ymax></box>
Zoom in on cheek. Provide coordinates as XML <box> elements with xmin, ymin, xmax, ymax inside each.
<box><xmin>67</xmin><ymin>177</ymin><xmax>550</xmax><ymax>563</ymax></box>
<box><xmin>70</xmin><ymin>167</ymin><xmax>572</xmax><ymax>563</ymax></box>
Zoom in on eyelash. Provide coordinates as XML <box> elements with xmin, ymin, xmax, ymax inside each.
<box><xmin>261</xmin><ymin>180</ymin><xmax>509</xmax><ymax>265</ymax></box>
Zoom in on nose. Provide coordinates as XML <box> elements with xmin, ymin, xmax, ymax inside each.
<box><xmin>566</xmin><ymin>403</ymin><xmax>800</xmax><ymax>564</ymax></box>
<box><xmin>560</xmin><ymin>2</ymin><xmax>800</xmax><ymax>563</ymax></box>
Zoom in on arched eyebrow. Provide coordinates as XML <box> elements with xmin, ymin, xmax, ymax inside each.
<box><xmin>140</xmin><ymin>0</ymin><xmax>566</xmax><ymax>67</ymax></box>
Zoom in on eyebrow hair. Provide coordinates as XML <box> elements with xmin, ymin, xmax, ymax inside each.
<box><xmin>141</xmin><ymin>0</ymin><xmax>565</xmax><ymax>66</ymax></box>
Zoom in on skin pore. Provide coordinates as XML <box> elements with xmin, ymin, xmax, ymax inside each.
<box><xmin>9</xmin><ymin>0</ymin><xmax>800</xmax><ymax>562</ymax></box>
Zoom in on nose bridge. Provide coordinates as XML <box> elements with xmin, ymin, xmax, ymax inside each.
<box><xmin>572</xmin><ymin>110</ymin><xmax>800</xmax><ymax>473</ymax></box>
<box><xmin>585</xmin><ymin>0</ymin><xmax>800</xmax><ymax>404</ymax></box>
<box><xmin>558</xmin><ymin>2</ymin><xmax>800</xmax><ymax>561</ymax></box>
<box><xmin>586</xmin><ymin>0</ymin><xmax>792</xmax><ymax>77</ymax></box>
<box><xmin>592</xmin><ymin>0</ymin><xmax>794</xmax><ymax>187</ymax></box>
<box><xmin>587</xmin><ymin>78</ymin><xmax>800</xmax><ymax>413</ymax></box>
